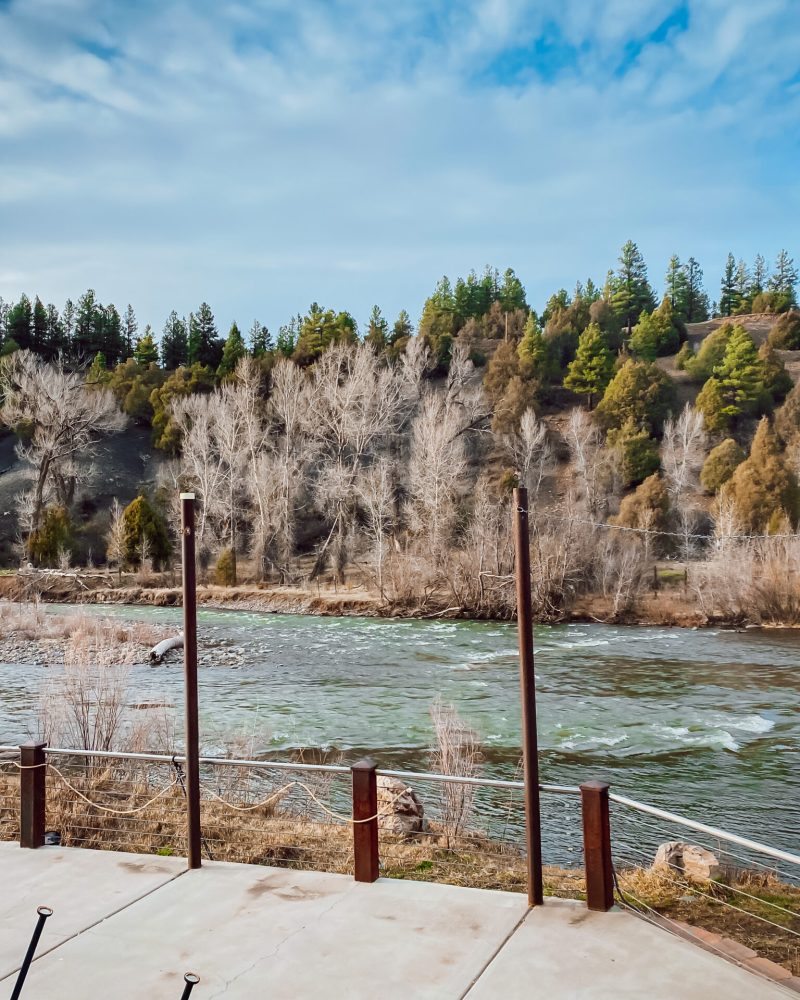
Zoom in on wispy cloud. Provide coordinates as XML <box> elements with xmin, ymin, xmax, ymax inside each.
<box><xmin>0</xmin><ymin>0</ymin><xmax>798</xmax><ymax>332</ymax></box>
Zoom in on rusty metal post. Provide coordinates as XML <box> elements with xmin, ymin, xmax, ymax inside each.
<box><xmin>181</xmin><ymin>493</ymin><xmax>202</xmax><ymax>870</ymax></box>
<box><xmin>512</xmin><ymin>487</ymin><xmax>544</xmax><ymax>906</ymax></box>
<box><xmin>580</xmin><ymin>780</ymin><xmax>614</xmax><ymax>911</ymax></box>
<box><xmin>352</xmin><ymin>758</ymin><xmax>379</xmax><ymax>883</ymax></box>
<box><xmin>19</xmin><ymin>742</ymin><xmax>46</xmax><ymax>849</ymax></box>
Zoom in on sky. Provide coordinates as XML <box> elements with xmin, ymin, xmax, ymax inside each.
<box><xmin>1</xmin><ymin>0</ymin><xmax>799</xmax><ymax>337</ymax></box>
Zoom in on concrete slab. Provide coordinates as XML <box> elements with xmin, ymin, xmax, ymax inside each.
<box><xmin>0</xmin><ymin>842</ymin><xmax>184</xmax><ymax>981</ymax></box>
<box><xmin>6</xmin><ymin>860</ymin><xmax>527</xmax><ymax>999</ymax></box>
<box><xmin>465</xmin><ymin>897</ymin><xmax>788</xmax><ymax>1000</ymax></box>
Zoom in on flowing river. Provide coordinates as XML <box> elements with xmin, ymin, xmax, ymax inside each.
<box><xmin>1</xmin><ymin>605</ymin><xmax>798</xmax><ymax>863</ymax></box>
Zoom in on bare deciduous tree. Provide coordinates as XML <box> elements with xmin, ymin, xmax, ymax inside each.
<box><xmin>503</xmin><ymin>408</ymin><xmax>553</xmax><ymax>500</ymax></box>
<box><xmin>662</xmin><ymin>405</ymin><xmax>706</xmax><ymax>498</ymax></box>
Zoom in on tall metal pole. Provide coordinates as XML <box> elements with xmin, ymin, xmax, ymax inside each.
<box><xmin>181</xmin><ymin>493</ymin><xmax>202</xmax><ymax>870</ymax></box>
<box><xmin>513</xmin><ymin>486</ymin><xmax>544</xmax><ymax>906</ymax></box>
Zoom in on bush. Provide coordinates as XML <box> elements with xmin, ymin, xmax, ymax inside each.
<box><xmin>776</xmin><ymin>381</ymin><xmax>800</xmax><ymax>443</ymax></box>
<box><xmin>674</xmin><ymin>342</ymin><xmax>694</xmax><ymax>371</ymax></box>
<box><xmin>214</xmin><ymin>548</ymin><xmax>236</xmax><ymax>586</ymax></box>
<box><xmin>684</xmin><ymin>323</ymin><xmax>734</xmax><ymax>381</ymax></box>
<box><xmin>612</xmin><ymin>473</ymin><xmax>670</xmax><ymax>533</ymax></box>
<box><xmin>724</xmin><ymin>418</ymin><xmax>799</xmax><ymax>532</ymax></box>
<box><xmin>700</xmin><ymin>439</ymin><xmax>745</xmax><ymax>493</ymax></box>
<box><xmin>122</xmin><ymin>494</ymin><xmax>171</xmax><ymax>568</ymax></box>
<box><xmin>27</xmin><ymin>506</ymin><xmax>72</xmax><ymax>566</ymax></box>
<box><xmin>595</xmin><ymin>359</ymin><xmax>676</xmax><ymax>435</ymax></box>
<box><xmin>607</xmin><ymin>419</ymin><xmax>660</xmax><ymax>487</ymax></box>
<box><xmin>767</xmin><ymin>311</ymin><xmax>800</xmax><ymax>349</ymax></box>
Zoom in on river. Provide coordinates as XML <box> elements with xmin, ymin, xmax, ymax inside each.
<box><xmin>1</xmin><ymin>605</ymin><xmax>798</xmax><ymax>864</ymax></box>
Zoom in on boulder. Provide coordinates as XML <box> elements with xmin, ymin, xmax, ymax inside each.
<box><xmin>377</xmin><ymin>775</ymin><xmax>424</xmax><ymax>835</ymax></box>
<box><xmin>652</xmin><ymin>841</ymin><xmax>720</xmax><ymax>882</ymax></box>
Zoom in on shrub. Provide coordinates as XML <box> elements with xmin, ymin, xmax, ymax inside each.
<box><xmin>684</xmin><ymin>323</ymin><xmax>734</xmax><ymax>381</ymax></box>
<box><xmin>595</xmin><ymin>359</ymin><xmax>676</xmax><ymax>435</ymax></box>
<box><xmin>724</xmin><ymin>418</ymin><xmax>799</xmax><ymax>532</ymax></box>
<box><xmin>776</xmin><ymin>381</ymin><xmax>800</xmax><ymax>443</ymax></box>
<box><xmin>214</xmin><ymin>548</ymin><xmax>236</xmax><ymax>586</ymax></box>
<box><xmin>612</xmin><ymin>473</ymin><xmax>670</xmax><ymax>533</ymax></box>
<box><xmin>28</xmin><ymin>506</ymin><xmax>72</xmax><ymax>566</ymax></box>
<box><xmin>700</xmin><ymin>439</ymin><xmax>745</xmax><ymax>493</ymax></box>
<box><xmin>607</xmin><ymin>419</ymin><xmax>660</xmax><ymax>487</ymax></box>
<box><xmin>674</xmin><ymin>342</ymin><xmax>694</xmax><ymax>371</ymax></box>
<box><xmin>758</xmin><ymin>341</ymin><xmax>792</xmax><ymax>404</ymax></box>
<box><xmin>122</xmin><ymin>494</ymin><xmax>171</xmax><ymax>568</ymax></box>
<box><xmin>767</xmin><ymin>311</ymin><xmax>800</xmax><ymax>349</ymax></box>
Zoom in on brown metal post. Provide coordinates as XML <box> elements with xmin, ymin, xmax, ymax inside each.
<box><xmin>20</xmin><ymin>742</ymin><xmax>46</xmax><ymax>849</ymax></box>
<box><xmin>512</xmin><ymin>487</ymin><xmax>544</xmax><ymax>906</ymax></box>
<box><xmin>580</xmin><ymin>780</ymin><xmax>614</xmax><ymax>911</ymax></box>
<box><xmin>352</xmin><ymin>758</ymin><xmax>379</xmax><ymax>883</ymax></box>
<box><xmin>181</xmin><ymin>493</ymin><xmax>202</xmax><ymax>870</ymax></box>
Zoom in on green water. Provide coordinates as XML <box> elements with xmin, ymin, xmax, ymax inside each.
<box><xmin>1</xmin><ymin>605</ymin><xmax>798</xmax><ymax>862</ymax></box>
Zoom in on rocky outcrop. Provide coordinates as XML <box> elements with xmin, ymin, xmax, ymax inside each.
<box><xmin>377</xmin><ymin>775</ymin><xmax>425</xmax><ymax>835</ymax></box>
<box><xmin>653</xmin><ymin>841</ymin><xmax>720</xmax><ymax>882</ymax></box>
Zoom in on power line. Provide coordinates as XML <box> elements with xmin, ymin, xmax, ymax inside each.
<box><xmin>534</xmin><ymin>510</ymin><xmax>800</xmax><ymax>543</ymax></box>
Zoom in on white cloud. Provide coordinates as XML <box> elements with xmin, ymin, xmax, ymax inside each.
<box><xmin>0</xmin><ymin>0</ymin><xmax>798</xmax><ymax>333</ymax></box>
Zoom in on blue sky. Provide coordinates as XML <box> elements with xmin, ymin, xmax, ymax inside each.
<box><xmin>1</xmin><ymin>0</ymin><xmax>799</xmax><ymax>336</ymax></box>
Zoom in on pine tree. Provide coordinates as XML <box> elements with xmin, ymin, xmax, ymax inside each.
<box><xmin>719</xmin><ymin>253</ymin><xmax>739</xmax><ymax>317</ymax></box>
<box><xmin>217</xmin><ymin>322</ymin><xmax>246</xmax><ymax>378</ymax></box>
<box><xmin>62</xmin><ymin>299</ymin><xmax>76</xmax><ymax>353</ymax></box>
<box><xmin>665</xmin><ymin>255</ymin><xmax>689</xmax><ymax>317</ymax></box>
<box><xmin>517</xmin><ymin>312</ymin><xmax>553</xmax><ymax>382</ymax></box>
<box><xmin>758</xmin><ymin>341</ymin><xmax>792</xmax><ymax>403</ymax></box>
<box><xmin>122</xmin><ymin>304</ymin><xmax>138</xmax><ymax>358</ymax></box>
<box><xmin>102</xmin><ymin>304</ymin><xmax>125</xmax><ymax>366</ymax></box>
<box><xmin>498</xmin><ymin>267</ymin><xmax>527</xmax><ymax>313</ymax></box>
<box><xmin>726</xmin><ymin>418</ymin><xmax>799</xmax><ymax>531</ymax></box>
<box><xmin>564</xmin><ymin>323</ymin><xmax>615</xmax><ymax>407</ymax></box>
<box><xmin>611</xmin><ymin>240</ymin><xmax>656</xmax><ymax>333</ymax></box>
<box><xmin>390</xmin><ymin>310</ymin><xmax>413</xmax><ymax>346</ymax></box>
<box><xmin>188</xmin><ymin>302</ymin><xmax>223</xmax><ymax>368</ymax></box>
<box><xmin>595</xmin><ymin>359</ymin><xmax>676</xmax><ymax>434</ymax></box>
<box><xmin>161</xmin><ymin>311</ymin><xmax>188</xmax><ymax>369</ymax></box>
<box><xmin>707</xmin><ymin>325</ymin><xmax>764</xmax><ymax>427</ymax></box>
<box><xmin>734</xmin><ymin>259</ymin><xmax>751</xmax><ymax>312</ymax></box>
<box><xmin>630</xmin><ymin>297</ymin><xmax>680</xmax><ymax>360</ymax></box>
<box><xmin>365</xmin><ymin>305</ymin><xmax>388</xmax><ymax>351</ymax></box>
<box><xmin>7</xmin><ymin>295</ymin><xmax>32</xmax><ymax>351</ymax></box>
<box><xmin>607</xmin><ymin>418</ymin><xmax>660</xmax><ymax>487</ymax></box>
<box><xmin>44</xmin><ymin>304</ymin><xmax>64</xmax><ymax>360</ymax></box>
<box><xmin>248</xmin><ymin>319</ymin><xmax>272</xmax><ymax>356</ymax></box>
<box><xmin>31</xmin><ymin>297</ymin><xmax>47</xmax><ymax>354</ymax></box>
<box><xmin>751</xmin><ymin>254</ymin><xmax>768</xmax><ymax>296</ymax></box>
<box><xmin>683</xmin><ymin>258</ymin><xmax>709</xmax><ymax>322</ymax></box>
<box><xmin>74</xmin><ymin>289</ymin><xmax>104</xmax><ymax>360</ymax></box>
<box><xmin>134</xmin><ymin>326</ymin><xmax>159</xmax><ymax>366</ymax></box>
<box><xmin>769</xmin><ymin>250</ymin><xmax>799</xmax><ymax>308</ymax></box>
<box><xmin>701</xmin><ymin>439</ymin><xmax>745</xmax><ymax>493</ymax></box>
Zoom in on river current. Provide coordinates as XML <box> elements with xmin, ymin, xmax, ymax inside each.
<box><xmin>1</xmin><ymin>605</ymin><xmax>797</xmax><ymax>861</ymax></box>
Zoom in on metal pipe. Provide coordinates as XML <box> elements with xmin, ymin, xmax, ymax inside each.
<box><xmin>513</xmin><ymin>486</ymin><xmax>544</xmax><ymax>906</ymax></box>
<box><xmin>610</xmin><ymin>793</ymin><xmax>800</xmax><ymax>868</ymax></box>
<box><xmin>10</xmin><ymin>905</ymin><xmax>52</xmax><ymax>1000</ymax></box>
<box><xmin>180</xmin><ymin>972</ymin><xmax>200</xmax><ymax>998</ymax></box>
<box><xmin>181</xmin><ymin>493</ymin><xmax>202</xmax><ymax>870</ymax></box>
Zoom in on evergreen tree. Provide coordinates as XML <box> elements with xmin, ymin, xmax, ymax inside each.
<box><xmin>719</xmin><ymin>253</ymin><xmax>739</xmax><ymax>317</ymax></box>
<box><xmin>86</xmin><ymin>351</ymin><xmax>111</xmax><ymax>385</ymax></box>
<box><xmin>701</xmin><ymin>439</ymin><xmax>745</xmax><ymax>493</ymax></box>
<box><xmin>725</xmin><ymin>418</ymin><xmax>799</xmax><ymax>531</ymax></box>
<box><xmin>390</xmin><ymin>309</ymin><xmax>413</xmax><ymax>346</ymax></box>
<box><xmin>248</xmin><ymin>319</ymin><xmax>272</xmax><ymax>356</ymax></box>
<box><xmin>161</xmin><ymin>311</ymin><xmax>188</xmax><ymax>369</ymax></box>
<box><xmin>611</xmin><ymin>240</ymin><xmax>656</xmax><ymax>332</ymax></box>
<box><xmin>769</xmin><ymin>250</ymin><xmax>799</xmax><ymax>309</ymax></box>
<box><xmin>43</xmin><ymin>304</ymin><xmax>64</xmax><ymax>360</ymax></box>
<box><xmin>122</xmin><ymin>494</ymin><xmax>171</xmax><ymax>568</ymax></box>
<box><xmin>276</xmin><ymin>317</ymin><xmax>299</xmax><ymax>357</ymax></box>
<box><xmin>664</xmin><ymin>255</ymin><xmax>689</xmax><ymax>316</ymax></box>
<box><xmin>122</xmin><ymin>304</ymin><xmax>138</xmax><ymax>357</ymax></box>
<box><xmin>684</xmin><ymin>257</ymin><xmax>710</xmax><ymax>322</ymax></box>
<box><xmin>517</xmin><ymin>312</ymin><xmax>553</xmax><ymax>381</ymax></box>
<box><xmin>62</xmin><ymin>299</ymin><xmax>76</xmax><ymax>352</ymax></box>
<box><xmin>758</xmin><ymin>341</ymin><xmax>792</xmax><ymax>403</ymax></box>
<box><xmin>102</xmin><ymin>303</ymin><xmax>125</xmax><ymax>366</ymax></box>
<box><xmin>595</xmin><ymin>359</ymin><xmax>676</xmax><ymax>434</ymax></box>
<box><xmin>134</xmin><ymin>326</ymin><xmax>159</xmax><ymax>366</ymax></box>
<box><xmin>607</xmin><ymin>418</ymin><xmax>661</xmax><ymax>487</ymax></box>
<box><xmin>768</xmin><ymin>311</ymin><xmax>800</xmax><ymax>350</ymax></box>
<box><xmin>734</xmin><ymin>259</ymin><xmax>751</xmax><ymax>311</ymax></box>
<box><xmin>630</xmin><ymin>297</ymin><xmax>680</xmax><ymax>359</ymax></box>
<box><xmin>293</xmin><ymin>303</ymin><xmax>358</xmax><ymax>365</ymax></box>
<box><xmin>498</xmin><ymin>267</ymin><xmax>527</xmax><ymax>313</ymax></box>
<box><xmin>7</xmin><ymin>295</ymin><xmax>32</xmax><ymax>351</ymax></box>
<box><xmin>611</xmin><ymin>473</ymin><xmax>670</xmax><ymax>535</ymax></box>
<box><xmin>714</xmin><ymin>325</ymin><xmax>764</xmax><ymax>421</ymax></box>
<box><xmin>188</xmin><ymin>302</ymin><xmax>223</xmax><ymax>368</ymax></box>
<box><xmin>563</xmin><ymin>323</ymin><xmax>614</xmax><ymax>406</ymax></box>
<box><xmin>217</xmin><ymin>321</ymin><xmax>247</xmax><ymax>378</ymax></box>
<box><xmin>751</xmin><ymin>254</ymin><xmax>768</xmax><ymax>296</ymax></box>
<box><xmin>32</xmin><ymin>297</ymin><xmax>47</xmax><ymax>354</ymax></box>
<box><xmin>365</xmin><ymin>305</ymin><xmax>388</xmax><ymax>351</ymax></box>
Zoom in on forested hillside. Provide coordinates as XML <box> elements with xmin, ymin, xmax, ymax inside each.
<box><xmin>2</xmin><ymin>241</ymin><xmax>800</xmax><ymax>623</ymax></box>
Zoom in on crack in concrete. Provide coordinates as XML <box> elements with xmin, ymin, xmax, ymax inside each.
<box><xmin>208</xmin><ymin>886</ymin><xmax>355</xmax><ymax>998</ymax></box>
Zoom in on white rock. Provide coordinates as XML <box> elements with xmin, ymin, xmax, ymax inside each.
<box><xmin>652</xmin><ymin>841</ymin><xmax>719</xmax><ymax>882</ymax></box>
<box><xmin>377</xmin><ymin>775</ymin><xmax>424</xmax><ymax>835</ymax></box>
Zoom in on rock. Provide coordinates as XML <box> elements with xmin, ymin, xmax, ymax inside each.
<box><xmin>376</xmin><ymin>775</ymin><xmax>425</xmax><ymax>835</ymax></box>
<box><xmin>653</xmin><ymin>841</ymin><xmax>720</xmax><ymax>882</ymax></box>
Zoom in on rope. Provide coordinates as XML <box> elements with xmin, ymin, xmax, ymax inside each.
<box><xmin>46</xmin><ymin>765</ymin><xmax>180</xmax><ymax>816</ymax></box>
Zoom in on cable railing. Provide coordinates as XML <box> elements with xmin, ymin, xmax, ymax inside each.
<box><xmin>1</xmin><ymin>741</ymin><xmax>798</xmax><ymax>980</ymax></box>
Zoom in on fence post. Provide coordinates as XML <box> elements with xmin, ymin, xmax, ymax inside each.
<box><xmin>512</xmin><ymin>486</ymin><xmax>544</xmax><ymax>907</ymax></box>
<box><xmin>580</xmin><ymin>780</ymin><xmax>614</xmax><ymax>912</ymax></box>
<box><xmin>20</xmin><ymin>742</ymin><xmax>46</xmax><ymax>849</ymax></box>
<box><xmin>351</xmin><ymin>758</ymin><xmax>379</xmax><ymax>883</ymax></box>
<box><xmin>181</xmin><ymin>492</ymin><xmax>202</xmax><ymax>870</ymax></box>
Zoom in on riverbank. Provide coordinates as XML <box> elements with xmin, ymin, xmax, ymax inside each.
<box><xmin>0</xmin><ymin>570</ymin><xmax>716</xmax><ymax>627</ymax></box>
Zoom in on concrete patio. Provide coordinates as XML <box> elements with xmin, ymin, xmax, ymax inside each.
<box><xmin>0</xmin><ymin>842</ymin><xmax>790</xmax><ymax>998</ymax></box>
